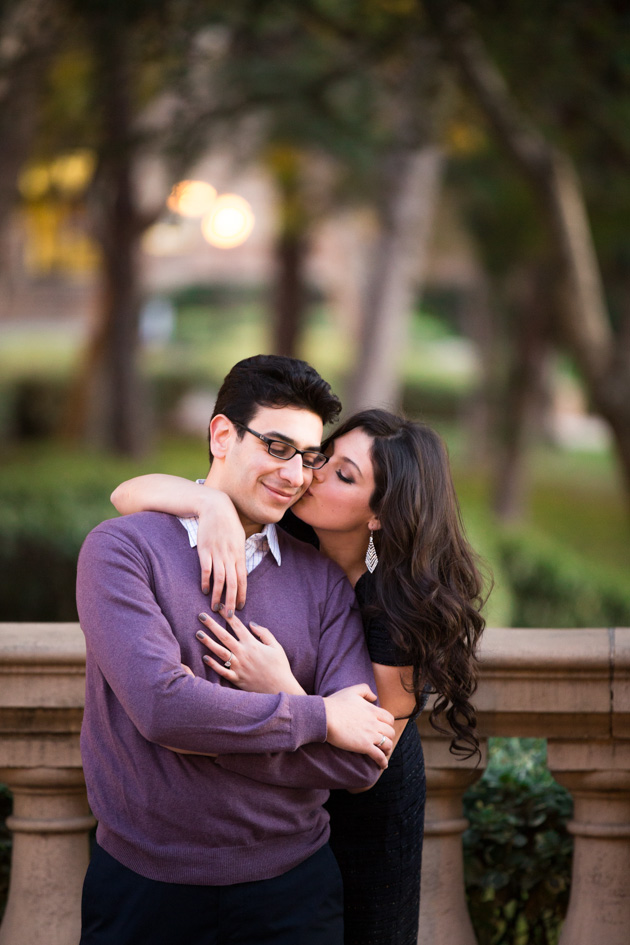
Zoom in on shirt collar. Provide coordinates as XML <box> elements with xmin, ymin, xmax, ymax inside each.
<box><xmin>245</xmin><ymin>522</ymin><xmax>282</xmax><ymax>566</ymax></box>
<box><xmin>178</xmin><ymin>515</ymin><xmax>282</xmax><ymax>567</ymax></box>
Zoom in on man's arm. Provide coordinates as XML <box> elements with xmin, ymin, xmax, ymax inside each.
<box><xmin>214</xmin><ymin>571</ymin><xmax>393</xmax><ymax>788</ymax></box>
<box><xmin>77</xmin><ymin>523</ymin><xmax>330</xmax><ymax>755</ymax></box>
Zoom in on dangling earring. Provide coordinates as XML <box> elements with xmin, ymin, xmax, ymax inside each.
<box><xmin>365</xmin><ymin>530</ymin><xmax>378</xmax><ymax>573</ymax></box>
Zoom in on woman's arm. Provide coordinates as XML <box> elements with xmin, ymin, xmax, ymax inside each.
<box><xmin>111</xmin><ymin>474</ymin><xmax>205</xmax><ymax>516</ymax></box>
<box><xmin>348</xmin><ymin>662</ymin><xmax>416</xmax><ymax>792</ymax></box>
<box><xmin>372</xmin><ymin>663</ymin><xmax>416</xmax><ymax>741</ymax></box>
<box><xmin>111</xmin><ymin>474</ymin><xmax>247</xmax><ymax>612</ymax></box>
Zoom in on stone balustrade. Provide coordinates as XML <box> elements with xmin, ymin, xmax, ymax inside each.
<box><xmin>0</xmin><ymin>623</ymin><xmax>628</xmax><ymax>945</ymax></box>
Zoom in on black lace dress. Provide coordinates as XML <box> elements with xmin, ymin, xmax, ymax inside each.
<box><xmin>281</xmin><ymin>513</ymin><xmax>427</xmax><ymax>945</ymax></box>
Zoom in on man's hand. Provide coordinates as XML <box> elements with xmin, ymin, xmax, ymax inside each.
<box><xmin>323</xmin><ymin>685</ymin><xmax>395</xmax><ymax>769</ymax></box>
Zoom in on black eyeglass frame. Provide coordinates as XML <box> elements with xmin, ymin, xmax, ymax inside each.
<box><xmin>234</xmin><ymin>422</ymin><xmax>330</xmax><ymax>470</ymax></box>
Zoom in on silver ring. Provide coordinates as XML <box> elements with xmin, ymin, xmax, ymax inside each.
<box><xmin>377</xmin><ymin>734</ymin><xmax>385</xmax><ymax>748</ymax></box>
<box><xmin>224</xmin><ymin>651</ymin><xmax>233</xmax><ymax>670</ymax></box>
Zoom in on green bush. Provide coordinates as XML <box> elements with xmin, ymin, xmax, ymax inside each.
<box><xmin>464</xmin><ymin>739</ymin><xmax>573</xmax><ymax>945</ymax></box>
<box><xmin>0</xmin><ymin>515</ymin><xmax>86</xmax><ymax>620</ymax></box>
<box><xmin>498</xmin><ymin>528</ymin><xmax>630</xmax><ymax>627</ymax></box>
<box><xmin>0</xmin><ymin>378</ymin><xmax>69</xmax><ymax>441</ymax></box>
<box><xmin>0</xmin><ymin>460</ymin><xmax>122</xmax><ymax>621</ymax></box>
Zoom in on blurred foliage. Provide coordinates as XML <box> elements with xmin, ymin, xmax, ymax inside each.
<box><xmin>447</xmin><ymin>0</ymin><xmax>630</xmax><ymax>334</ymax></box>
<box><xmin>0</xmin><ymin>296</ymin><xmax>474</xmax><ymax>441</ymax></box>
<box><xmin>1</xmin><ymin>431</ymin><xmax>628</xmax><ymax>626</ymax></box>
<box><xmin>498</xmin><ymin>527</ymin><xmax>630</xmax><ymax>627</ymax></box>
<box><xmin>464</xmin><ymin>738</ymin><xmax>573</xmax><ymax>945</ymax></box>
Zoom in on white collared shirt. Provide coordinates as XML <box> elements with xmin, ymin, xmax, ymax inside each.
<box><xmin>178</xmin><ymin>482</ymin><xmax>281</xmax><ymax>573</ymax></box>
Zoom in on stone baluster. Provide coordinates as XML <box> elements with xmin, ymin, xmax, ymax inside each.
<box><xmin>0</xmin><ymin>767</ymin><xmax>94</xmax><ymax>945</ymax></box>
<box><xmin>416</xmin><ymin>626</ymin><xmax>617</xmax><ymax>944</ymax></box>
<box><xmin>1</xmin><ymin>623</ymin><xmax>628</xmax><ymax>944</ymax></box>
<box><xmin>418</xmin><ymin>737</ymin><xmax>486</xmax><ymax>945</ymax></box>
<box><xmin>550</xmin><ymin>628</ymin><xmax>630</xmax><ymax>945</ymax></box>
<box><xmin>0</xmin><ymin>623</ymin><xmax>90</xmax><ymax>945</ymax></box>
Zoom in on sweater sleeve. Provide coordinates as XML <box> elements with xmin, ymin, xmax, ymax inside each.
<box><xmin>214</xmin><ymin>571</ymin><xmax>381</xmax><ymax>789</ymax></box>
<box><xmin>77</xmin><ymin>524</ymin><xmax>327</xmax><ymax>755</ymax></box>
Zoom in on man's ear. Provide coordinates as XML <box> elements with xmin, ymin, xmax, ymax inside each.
<box><xmin>208</xmin><ymin>414</ymin><xmax>234</xmax><ymax>460</ymax></box>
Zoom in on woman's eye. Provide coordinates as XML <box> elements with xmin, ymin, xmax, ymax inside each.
<box><xmin>336</xmin><ymin>470</ymin><xmax>354</xmax><ymax>484</ymax></box>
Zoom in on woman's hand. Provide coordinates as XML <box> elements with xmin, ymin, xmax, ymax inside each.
<box><xmin>196</xmin><ymin>611</ymin><xmax>306</xmax><ymax>696</ymax></box>
<box><xmin>195</xmin><ymin>490</ymin><xmax>247</xmax><ymax>615</ymax></box>
<box><xmin>110</xmin><ymin>474</ymin><xmax>248</xmax><ymax>613</ymax></box>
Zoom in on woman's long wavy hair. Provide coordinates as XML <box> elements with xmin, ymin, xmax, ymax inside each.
<box><xmin>324</xmin><ymin>409</ymin><xmax>488</xmax><ymax>760</ymax></box>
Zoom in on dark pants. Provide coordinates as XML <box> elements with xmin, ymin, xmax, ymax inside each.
<box><xmin>80</xmin><ymin>842</ymin><xmax>343</xmax><ymax>945</ymax></box>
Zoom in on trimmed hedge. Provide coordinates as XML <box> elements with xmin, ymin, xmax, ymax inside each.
<box><xmin>0</xmin><ymin>490</ymin><xmax>111</xmax><ymax>622</ymax></box>
<box><xmin>497</xmin><ymin>527</ymin><xmax>630</xmax><ymax>627</ymax></box>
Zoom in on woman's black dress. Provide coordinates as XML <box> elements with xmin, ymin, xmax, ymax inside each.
<box><xmin>324</xmin><ymin>571</ymin><xmax>426</xmax><ymax>945</ymax></box>
<box><xmin>280</xmin><ymin>512</ymin><xmax>426</xmax><ymax>945</ymax></box>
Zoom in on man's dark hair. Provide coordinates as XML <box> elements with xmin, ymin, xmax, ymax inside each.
<box><xmin>209</xmin><ymin>354</ymin><xmax>341</xmax><ymax>457</ymax></box>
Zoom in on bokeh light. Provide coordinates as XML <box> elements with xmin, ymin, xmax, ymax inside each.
<box><xmin>142</xmin><ymin>221</ymin><xmax>191</xmax><ymax>256</ymax></box>
<box><xmin>18</xmin><ymin>165</ymin><xmax>51</xmax><ymax>201</ymax></box>
<box><xmin>49</xmin><ymin>151</ymin><xmax>96</xmax><ymax>196</ymax></box>
<box><xmin>201</xmin><ymin>194</ymin><xmax>255</xmax><ymax>248</ymax></box>
<box><xmin>167</xmin><ymin>180</ymin><xmax>217</xmax><ymax>218</ymax></box>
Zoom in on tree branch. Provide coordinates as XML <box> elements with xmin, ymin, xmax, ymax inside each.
<box><xmin>424</xmin><ymin>0</ymin><xmax>614</xmax><ymax>388</ymax></box>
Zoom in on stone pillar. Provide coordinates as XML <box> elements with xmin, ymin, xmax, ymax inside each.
<box><xmin>418</xmin><ymin>737</ymin><xmax>487</xmax><ymax>945</ymax></box>
<box><xmin>0</xmin><ymin>767</ymin><xmax>94</xmax><ymax>945</ymax></box>
<box><xmin>0</xmin><ymin>623</ymin><xmax>90</xmax><ymax>945</ymax></box>
<box><xmin>548</xmin><ymin>740</ymin><xmax>630</xmax><ymax>945</ymax></box>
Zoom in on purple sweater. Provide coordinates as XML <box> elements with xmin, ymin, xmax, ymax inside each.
<box><xmin>76</xmin><ymin>512</ymin><xmax>379</xmax><ymax>885</ymax></box>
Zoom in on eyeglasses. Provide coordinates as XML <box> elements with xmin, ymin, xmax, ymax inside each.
<box><xmin>235</xmin><ymin>423</ymin><xmax>329</xmax><ymax>469</ymax></box>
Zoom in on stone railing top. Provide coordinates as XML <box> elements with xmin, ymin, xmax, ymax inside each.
<box><xmin>421</xmin><ymin>627</ymin><xmax>628</xmax><ymax>743</ymax></box>
<box><xmin>0</xmin><ymin>623</ymin><xmax>628</xmax><ymax>741</ymax></box>
<box><xmin>0</xmin><ymin>623</ymin><xmax>85</xmax><ymax>666</ymax></box>
<box><xmin>479</xmin><ymin>627</ymin><xmax>613</xmax><ymax>670</ymax></box>
<box><xmin>0</xmin><ymin>624</ymin><xmax>85</xmax><ymax>712</ymax></box>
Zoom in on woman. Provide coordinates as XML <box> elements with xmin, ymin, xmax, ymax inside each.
<box><xmin>111</xmin><ymin>409</ymin><xmax>487</xmax><ymax>945</ymax></box>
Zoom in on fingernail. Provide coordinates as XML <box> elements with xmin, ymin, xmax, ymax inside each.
<box><xmin>227</xmin><ymin>609</ymin><xmax>234</xmax><ymax>619</ymax></box>
<box><xmin>198</xmin><ymin>613</ymin><xmax>209</xmax><ymax>622</ymax></box>
<box><xmin>196</xmin><ymin>630</ymin><xmax>206</xmax><ymax>641</ymax></box>
<box><xmin>203</xmin><ymin>655</ymin><xmax>211</xmax><ymax>665</ymax></box>
<box><xmin>237</xmin><ymin>602</ymin><xmax>245</xmax><ymax>611</ymax></box>
<box><xmin>212</xmin><ymin>603</ymin><xmax>221</xmax><ymax>613</ymax></box>
<box><xmin>202</xmin><ymin>587</ymin><xmax>209</xmax><ymax>595</ymax></box>
<box><xmin>217</xmin><ymin>602</ymin><xmax>224</xmax><ymax>613</ymax></box>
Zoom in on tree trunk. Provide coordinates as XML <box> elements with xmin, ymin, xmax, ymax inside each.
<box><xmin>267</xmin><ymin>147</ymin><xmax>310</xmax><ymax>359</ymax></box>
<box><xmin>458</xmin><ymin>274</ymin><xmax>496</xmax><ymax>469</ymax></box>
<box><xmin>0</xmin><ymin>0</ymin><xmax>59</xmax><ymax>312</ymax></box>
<box><xmin>347</xmin><ymin>144</ymin><xmax>443</xmax><ymax>413</ymax></box>
<box><xmin>492</xmin><ymin>264</ymin><xmax>554</xmax><ymax>521</ymax></box>
<box><xmin>63</xmin><ymin>18</ymin><xmax>149</xmax><ymax>455</ymax></box>
<box><xmin>272</xmin><ymin>228</ymin><xmax>308</xmax><ymax>358</ymax></box>
<box><xmin>428</xmin><ymin>0</ymin><xmax>630</xmax><ymax>514</ymax></box>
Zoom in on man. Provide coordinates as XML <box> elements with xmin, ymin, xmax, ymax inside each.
<box><xmin>77</xmin><ymin>355</ymin><xmax>395</xmax><ymax>945</ymax></box>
